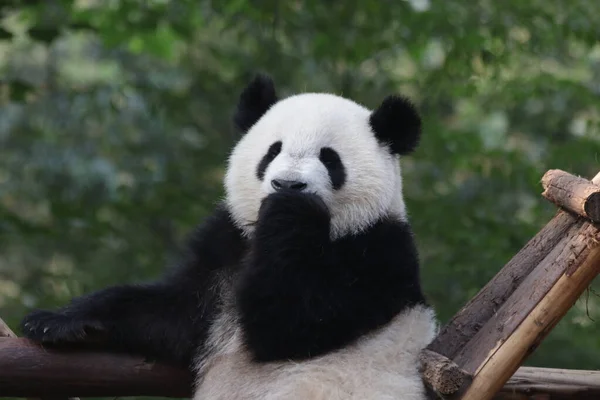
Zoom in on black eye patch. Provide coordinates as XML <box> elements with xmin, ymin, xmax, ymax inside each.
<box><xmin>256</xmin><ymin>141</ymin><xmax>282</xmax><ymax>180</ymax></box>
<box><xmin>319</xmin><ymin>147</ymin><xmax>346</xmax><ymax>190</ymax></box>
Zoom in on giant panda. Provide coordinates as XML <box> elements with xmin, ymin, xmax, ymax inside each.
<box><xmin>20</xmin><ymin>73</ymin><xmax>438</xmax><ymax>400</ymax></box>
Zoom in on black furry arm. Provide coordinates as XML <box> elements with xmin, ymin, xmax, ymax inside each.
<box><xmin>20</xmin><ymin>204</ymin><xmax>246</xmax><ymax>367</ymax></box>
<box><xmin>21</xmin><ymin>282</ymin><xmax>205</xmax><ymax>367</ymax></box>
<box><xmin>236</xmin><ymin>191</ymin><xmax>427</xmax><ymax>362</ymax></box>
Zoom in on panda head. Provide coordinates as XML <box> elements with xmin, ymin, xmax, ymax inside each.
<box><xmin>224</xmin><ymin>73</ymin><xmax>422</xmax><ymax>239</ymax></box>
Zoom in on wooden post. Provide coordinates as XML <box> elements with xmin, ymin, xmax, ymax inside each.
<box><xmin>422</xmin><ymin>170</ymin><xmax>600</xmax><ymax>399</ymax></box>
<box><xmin>459</xmin><ymin>171</ymin><xmax>600</xmax><ymax>399</ymax></box>
<box><xmin>460</xmin><ymin>238</ymin><xmax>600</xmax><ymax>399</ymax></box>
<box><xmin>426</xmin><ymin>210</ymin><xmax>577</xmax><ymax>359</ymax></box>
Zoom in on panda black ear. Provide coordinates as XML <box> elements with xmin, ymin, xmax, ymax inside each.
<box><xmin>233</xmin><ymin>73</ymin><xmax>278</xmax><ymax>134</ymax></box>
<box><xmin>369</xmin><ymin>95</ymin><xmax>422</xmax><ymax>155</ymax></box>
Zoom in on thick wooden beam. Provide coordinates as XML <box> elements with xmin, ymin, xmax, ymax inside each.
<box><xmin>455</xmin><ymin>172</ymin><xmax>600</xmax><ymax>400</ymax></box>
<box><xmin>425</xmin><ymin>210</ymin><xmax>576</xmax><ymax>360</ymax></box>
<box><xmin>2</xmin><ymin>337</ymin><xmax>600</xmax><ymax>399</ymax></box>
<box><xmin>423</xmin><ymin>170</ymin><xmax>600</xmax><ymax>399</ymax></box>
<box><xmin>419</xmin><ymin>349</ymin><xmax>470</xmax><ymax>397</ymax></box>
<box><xmin>0</xmin><ymin>317</ymin><xmax>78</xmax><ymax>400</ymax></box>
<box><xmin>453</xmin><ymin>219</ymin><xmax>600</xmax><ymax>374</ymax></box>
<box><xmin>542</xmin><ymin>169</ymin><xmax>600</xmax><ymax>222</ymax></box>
<box><xmin>0</xmin><ymin>337</ymin><xmax>193</xmax><ymax>398</ymax></box>
<box><xmin>459</xmin><ymin>237</ymin><xmax>600</xmax><ymax>400</ymax></box>
<box><xmin>494</xmin><ymin>366</ymin><xmax>600</xmax><ymax>400</ymax></box>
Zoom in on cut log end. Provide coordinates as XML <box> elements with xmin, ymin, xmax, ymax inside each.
<box><xmin>584</xmin><ymin>192</ymin><xmax>600</xmax><ymax>222</ymax></box>
<box><xmin>541</xmin><ymin>169</ymin><xmax>600</xmax><ymax>222</ymax></box>
<box><xmin>419</xmin><ymin>349</ymin><xmax>471</xmax><ymax>396</ymax></box>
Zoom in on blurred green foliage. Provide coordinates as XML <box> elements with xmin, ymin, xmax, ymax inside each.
<box><xmin>1</xmin><ymin>0</ymin><xmax>600</xmax><ymax>397</ymax></box>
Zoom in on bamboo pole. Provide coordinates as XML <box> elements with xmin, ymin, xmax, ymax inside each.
<box><xmin>459</xmin><ymin>169</ymin><xmax>600</xmax><ymax>400</ymax></box>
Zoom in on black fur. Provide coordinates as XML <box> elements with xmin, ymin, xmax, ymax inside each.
<box><xmin>233</xmin><ymin>73</ymin><xmax>278</xmax><ymax>134</ymax></box>
<box><xmin>319</xmin><ymin>147</ymin><xmax>346</xmax><ymax>190</ymax></box>
<box><xmin>236</xmin><ymin>190</ymin><xmax>426</xmax><ymax>362</ymax></box>
<box><xmin>20</xmin><ymin>205</ymin><xmax>247</xmax><ymax>368</ymax></box>
<box><xmin>21</xmin><ymin>75</ymin><xmax>427</xmax><ymax>376</ymax></box>
<box><xmin>369</xmin><ymin>95</ymin><xmax>422</xmax><ymax>155</ymax></box>
<box><xmin>21</xmin><ymin>193</ymin><xmax>425</xmax><ymax>366</ymax></box>
<box><xmin>256</xmin><ymin>141</ymin><xmax>282</xmax><ymax>180</ymax></box>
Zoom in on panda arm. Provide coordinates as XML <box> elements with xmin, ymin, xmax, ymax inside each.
<box><xmin>20</xmin><ymin>204</ymin><xmax>246</xmax><ymax>367</ymax></box>
<box><xmin>236</xmin><ymin>191</ymin><xmax>426</xmax><ymax>362</ymax></box>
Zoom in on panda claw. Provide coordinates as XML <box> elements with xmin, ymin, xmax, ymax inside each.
<box><xmin>20</xmin><ymin>309</ymin><xmax>106</xmax><ymax>345</ymax></box>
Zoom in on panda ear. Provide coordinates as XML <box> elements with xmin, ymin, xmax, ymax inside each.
<box><xmin>369</xmin><ymin>95</ymin><xmax>422</xmax><ymax>155</ymax></box>
<box><xmin>233</xmin><ymin>73</ymin><xmax>278</xmax><ymax>134</ymax></box>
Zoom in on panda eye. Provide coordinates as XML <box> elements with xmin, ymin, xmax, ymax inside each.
<box><xmin>256</xmin><ymin>141</ymin><xmax>282</xmax><ymax>180</ymax></box>
<box><xmin>267</xmin><ymin>141</ymin><xmax>282</xmax><ymax>156</ymax></box>
<box><xmin>319</xmin><ymin>147</ymin><xmax>346</xmax><ymax>190</ymax></box>
<box><xmin>319</xmin><ymin>147</ymin><xmax>341</xmax><ymax>166</ymax></box>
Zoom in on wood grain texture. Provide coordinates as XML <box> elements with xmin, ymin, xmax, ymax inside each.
<box><xmin>494</xmin><ymin>366</ymin><xmax>600</xmax><ymax>400</ymax></box>
<box><xmin>0</xmin><ymin>317</ymin><xmax>17</xmax><ymax>338</ymax></box>
<box><xmin>426</xmin><ymin>210</ymin><xmax>577</xmax><ymax>359</ymax></box>
<box><xmin>542</xmin><ymin>169</ymin><xmax>600</xmax><ymax>222</ymax></box>
<box><xmin>459</xmin><ymin>228</ymin><xmax>600</xmax><ymax>400</ymax></box>
<box><xmin>0</xmin><ymin>317</ymin><xmax>78</xmax><ymax>400</ymax></box>
<box><xmin>0</xmin><ymin>337</ymin><xmax>193</xmax><ymax>398</ymax></box>
<box><xmin>2</xmin><ymin>338</ymin><xmax>600</xmax><ymax>399</ymax></box>
<box><xmin>453</xmin><ymin>219</ymin><xmax>597</xmax><ymax>374</ymax></box>
<box><xmin>419</xmin><ymin>349</ymin><xmax>470</xmax><ymax>396</ymax></box>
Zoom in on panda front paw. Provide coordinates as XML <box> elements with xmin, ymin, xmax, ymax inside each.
<box><xmin>258</xmin><ymin>191</ymin><xmax>330</xmax><ymax>229</ymax></box>
<box><xmin>254</xmin><ymin>191</ymin><xmax>331</xmax><ymax>243</ymax></box>
<box><xmin>20</xmin><ymin>309</ymin><xmax>107</xmax><ymax>344</ymax></box>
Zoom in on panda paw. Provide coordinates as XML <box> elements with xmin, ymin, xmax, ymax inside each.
<box><xmin>20</xmin><ymin>309</ymin><xmax>106</xmax><ymax>344</ymax></box>
<box><xmin>258</xmin><ymin>191</ymin><xmax>330</xmax><ymax>231</ymax></box>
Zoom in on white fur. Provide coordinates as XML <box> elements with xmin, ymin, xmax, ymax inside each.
<box><xmin>194</xmin><ymin>305</ymin><xmax>437</xmax><ymax>400</ymax></box>
<box><xmin>224</xmin><ymin>93</ymin><xmax>407</xmax><ymax>240</ymax></box>
<box><xmin>204</xmin><ymin>91</ymin><xmax>436</xmax><ymax>400</ymax></box>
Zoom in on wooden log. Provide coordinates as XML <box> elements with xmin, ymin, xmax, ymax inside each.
<box><xmin>428</xmin><ymin>171</ymin><xmax>600</xmax><ymax>361</ymax></box>
<box><xmin>453</xmin><ymin>171</ymin><xmax>600</xmax><ymax>400</ymax></box>
<box><xmin>453</xmin><ymin>220</ymin><xmax>599</xmax><ymax>373</ymax></box>
<box><xmin>425</xmin><ymin>210</ymin><xmax>577</xmax><ymax>359</ymax></box>
<box><xmin>0</xmin><ymin>317</ymin><xmax>78</xmax><ymax>400</ymax></box>
<box><xmin>0</xmin><ymin>337</ymin><xmax>193</xmax><ymax>398</ymax></box>
<box><xmin>459</xmin><ymin>227</ymin><xmax>600</xmax><ymax>400</ymax></box>
<box><xmin>542</xmin><ymin>169</ymin><xmax>600</xmax><ymax>222</ymax></box>
<box><xmin>1</xmin><ymin>337</ymin><xmax>599</xmax><ymax>399</ymax></box>
<box><xmin>0</xmin><ymin>317</ymin><xmax>17</xmax><ymax>338</ymax></box>
<box><xmin>494</xmin><ymin>367</ymin><xmax>600</xmax><ymax>400</ymax></box>
<box><xmin>419</xmin><ymin>349</ymin><xmax>470</xmax><ymax>397</ymax></box>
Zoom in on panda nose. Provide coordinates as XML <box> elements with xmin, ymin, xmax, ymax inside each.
<box><xmin>271</xmin><ymin>179</ymin><xmax>307</xmax><ymax>191</ymax></box>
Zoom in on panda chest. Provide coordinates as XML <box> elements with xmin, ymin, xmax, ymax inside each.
<box><xmin>193</xmin><ymin>306</ymin><xmax>435</xmax><ymax>400</ymax></box>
